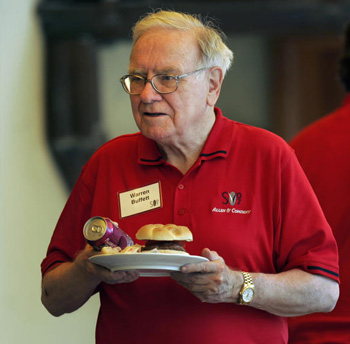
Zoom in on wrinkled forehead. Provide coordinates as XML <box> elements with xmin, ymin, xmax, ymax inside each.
<box><xmin>129</xmin><ymin>28</ymin><xmax>202</xmax><ymax>73</ymax></box>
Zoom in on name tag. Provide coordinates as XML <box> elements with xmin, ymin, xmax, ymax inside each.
<box><xmin>118</xmin><ymin>181</ymin><xmax>162</xmax><ymax>218</ymax></box>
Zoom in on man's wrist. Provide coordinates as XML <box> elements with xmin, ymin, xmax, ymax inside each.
<box><xmin>232</xmin><ymin>270</ymin><xmax>245</xmax><ymax>303</ymax></box>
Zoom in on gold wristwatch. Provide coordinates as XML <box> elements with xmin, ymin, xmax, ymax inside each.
<box><xmin>239</xmin><ymin>272</ymin><xmax>255</xmax><ymax>305</ymax></box>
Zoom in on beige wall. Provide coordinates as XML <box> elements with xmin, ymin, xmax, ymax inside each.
<box><xmin>0</xmin><ymin>1</ymin><xmax>99</xmax><ymax>343</ymax></box>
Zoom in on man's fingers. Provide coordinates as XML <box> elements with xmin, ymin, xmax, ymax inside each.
<box><xmin>104</xmin><ymin>270</ymin><xmax>140</xmax><ymax>284</ymax></box>
<box><xmin>180</xmin><ymin>249</ymin><xmax>225</xmax><ymax>273</ymax></box>
<box><xmin>202</xmin><ymin>248</ymin><xmax>225</xmax><ymax>263</ymax></box>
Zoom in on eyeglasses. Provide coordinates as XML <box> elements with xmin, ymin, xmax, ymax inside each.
<box><xmin>120</xmin><ymin>68</ymin><xmax>207</xmax><ymax>95</ymax></box>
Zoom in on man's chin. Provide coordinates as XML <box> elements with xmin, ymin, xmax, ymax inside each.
<box><xmin>140</xmin><ymin>126</ymin><xmax>174</xmax><ymax>143</ymax></box>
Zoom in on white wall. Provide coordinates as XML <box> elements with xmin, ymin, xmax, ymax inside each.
<box><xmin>0</xmin><ymin>1</ymin><xmax>99</xmax><ymax>343</ymax></box>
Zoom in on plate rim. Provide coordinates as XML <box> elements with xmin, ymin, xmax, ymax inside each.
<box><xmin>88</xmin><ymin>252</ymin><xmax>208</xmax><ymax>276</ymax></box>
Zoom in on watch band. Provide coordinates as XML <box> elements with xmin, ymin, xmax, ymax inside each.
<box><xmin>242</xmin><ymin>271</ymin><xmax>253</xmax><ymax>285</ymax></box>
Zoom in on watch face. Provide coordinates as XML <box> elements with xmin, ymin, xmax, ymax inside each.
<box><xmin>242</xmin><ymin>288</ymin><xmax>254</xmax><ymax>302</ymax></box>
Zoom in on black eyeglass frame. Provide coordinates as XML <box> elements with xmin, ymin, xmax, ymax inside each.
<box><xmin>120</xmin><ymin>67</ymin><xmax>208</xmax><ymax>95</ymax></box>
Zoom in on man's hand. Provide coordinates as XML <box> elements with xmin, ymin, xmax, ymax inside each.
<box><xmin>76</xmin><ymin>244</ymin><xmax>140</xmax><ymax>285</ymax></box>
<box><xmin>171</xmin><ymin>248</ymin><xmax>242</xmax><ymax>303</ymax></box>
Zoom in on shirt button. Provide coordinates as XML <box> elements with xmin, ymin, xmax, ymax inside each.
<box><xmin>178</xmin><ymin>184</ymin><xmax>184</xmax><ymax>190</ymax></box>
<box><xmin>178</xmin><ymin>208</ymin><xmax>186</xmax><ymax>215</ymax></box>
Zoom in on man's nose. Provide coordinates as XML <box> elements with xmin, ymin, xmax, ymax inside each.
<box><xmin>139</xmin><ymin>80</ymin><xmax>162</xmax><ymax>103</ymax></box>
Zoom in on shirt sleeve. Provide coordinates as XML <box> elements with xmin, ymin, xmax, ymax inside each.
<box><xmin>275</xmin><ymin>151</ymin><xmax>339</xmax><ymax>282</ymax></box>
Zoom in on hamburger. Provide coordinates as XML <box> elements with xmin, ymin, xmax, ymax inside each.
<box><xmin>136</xmin><ymin>224</ymin><xmax>193</xmax><ymax>255</ymax></box>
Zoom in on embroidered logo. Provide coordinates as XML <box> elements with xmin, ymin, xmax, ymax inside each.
<box><xmin>211</xmin><ymin>190</ymin><xmax>251</xmax><ymax>215</ymax></box>
<box><xmin>222</xmin><ymin>191</ymin><xmax>241</xmax><ymax>206</ymax></box>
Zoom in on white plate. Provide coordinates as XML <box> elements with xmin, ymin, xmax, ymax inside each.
<box><xmin>89</xmin><ymin>253</ymin><xmax>208</xmax><ymax>277</ymax></box>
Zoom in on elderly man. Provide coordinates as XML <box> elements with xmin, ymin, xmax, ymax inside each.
<box><xmin>41</xmin><ymin>10</ymin><xmax>339</xmax><ymax>344</ymax></box>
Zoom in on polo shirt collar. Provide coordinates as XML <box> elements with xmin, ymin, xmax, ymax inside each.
<box><xmin>137</xmin><ymin>135</ymin><xmax>164</xmax><ymax>165</ymax></box>
<box><xmin>138</xmin><ymin>107</ymin><xmax>233</xmax><ymax>165</ymax></box>
<box><xmin>199</xmin><ymin>107</ymin><xmax>232</xmax><ymax>161</ymax></box>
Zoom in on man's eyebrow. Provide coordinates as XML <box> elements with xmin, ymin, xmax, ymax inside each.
<box><xmin>128</xmin><ymin>69</ymin><xmax>146</xmax><ymax>75</ymax></box>
<box><xmin>156</xmin><ymin>67</ymin><xmax>179</xmax><ymax>74</ymax></box>
<box><xmin>128</xmin><ymin>67</ymin><xmax>181</xmax><ymax>75</ymax></box>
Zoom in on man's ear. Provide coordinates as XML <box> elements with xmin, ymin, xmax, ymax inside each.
<box><xmin>207</xmin><ymin>67</ymin><xmax>224</xmax><ymax>106</ymax></box>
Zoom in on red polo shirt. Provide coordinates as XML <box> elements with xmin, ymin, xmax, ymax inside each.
<box><xmin>42</xmin><ymin>108</ymin><xmax>339</xmax><ymax>344</ymax></box>
<box><xmin>288</xmin><ymin>96</ymin><xmax>350</xmax><ymax>344</ymax></box>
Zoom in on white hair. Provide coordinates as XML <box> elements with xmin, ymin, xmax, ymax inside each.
<box><xmin>132</xmin><ymin>10</ymin><xmax>234</xmax><ymax>78</ymax></box>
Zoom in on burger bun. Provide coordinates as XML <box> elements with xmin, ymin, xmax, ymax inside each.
<box><xmin>136</xmin><ymin>224</ymin><xmax>193</xmax><ymax>242</ymax></box>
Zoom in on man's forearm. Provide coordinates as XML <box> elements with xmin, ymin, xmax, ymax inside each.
<box><xmin>250</xmin><ymin>269</ymin><xmax>339</xmax><ymax>317</ymax></box>
<box><xmin>41</xmin><ymin>260</ymin><xmax>100</xmax><ymax>317</ymax></box>
<box><xmin>173</xmin><ymin>250</ymin><xmax>339</xmax><ymax>317</ymax></box>
<box><xmin>41</xmin><ymin>245</ymin><xmax>140</xmax><ymax>316</ymax></box>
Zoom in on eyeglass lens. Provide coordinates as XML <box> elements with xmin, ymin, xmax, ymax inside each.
<box><xmin>123</xmin><ymin>75</ymin><xmax>177</xmax><ymax>94</ymax></box>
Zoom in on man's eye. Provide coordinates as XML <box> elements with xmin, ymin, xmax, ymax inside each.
<box><xmin>158</xmin><ymin>75</ymin><xmax>175</xmax><ymax>82</ymax></box>
<box><xmin>130</xmin><ymin>76</ymin><xmax>144</xmax><ymax>83</ymax></box>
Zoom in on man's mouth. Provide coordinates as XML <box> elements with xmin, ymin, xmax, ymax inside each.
<box><xmin>144</xmin><ymin>112</ymin><xmax>165</xmax><ymax>117</ymax></box>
